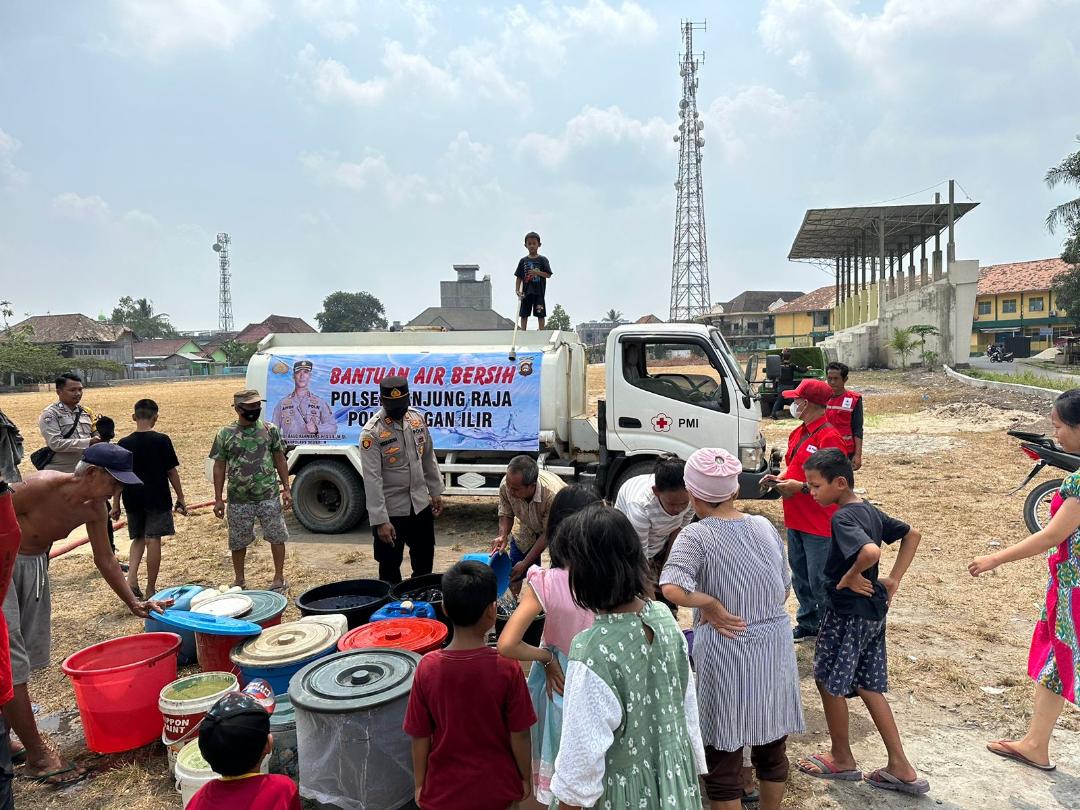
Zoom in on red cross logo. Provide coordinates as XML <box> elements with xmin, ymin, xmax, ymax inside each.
<box><xmin>652</xmin><ymin>413</ymin><xmax>672</xmax><ymax>432</ymax></box>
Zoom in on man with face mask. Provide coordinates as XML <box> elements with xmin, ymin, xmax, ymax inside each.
<box><xmin>359</xmin><ymin>376</ymin><xmax>444</xmax><ymax>583</ymax></box>
<box><xmin>760</xmin><ymin>379</ymin><xmax>845</xmax><ymax>643</ymax></box>
<box><xmin>5</xmin><ymin>444</ymin><xmax>169</xmax><ymax>785</ymax></box>
<box><xmin>210</xmin><ymin>390</ymin><xmax>292</xmax><ymax>592</ymax></box>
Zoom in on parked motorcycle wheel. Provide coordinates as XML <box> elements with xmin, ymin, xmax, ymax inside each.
<box><xmin>1024</xmin><ymin>479</ymin><xmax>1062</xmax><ymax>534</ymax></box>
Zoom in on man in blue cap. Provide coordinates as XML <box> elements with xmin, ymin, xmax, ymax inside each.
<box><xmin>4</xmin><ymin>443</ymin><xmax>169</xmax><ymax>786</ymax></box>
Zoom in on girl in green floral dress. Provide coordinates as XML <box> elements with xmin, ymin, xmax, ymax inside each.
<box><xmin>549</xmin><ymin>504</ymin><xmax>706</xmax><ymax>809</ymax></box>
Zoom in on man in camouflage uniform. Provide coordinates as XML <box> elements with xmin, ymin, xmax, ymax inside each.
<box><xmin>359</xmin><ymin>376</ymin><xmax>444</xmax><ymax>583</ymax></box>
<box><xmin>272</xmin><ymin>360</ymin><xmax>338</xmax><ymax>443</ymax></box>
<box><xmin>210</xmin><ymin>389</ymin><xmax>292</xmax><ymax>592</ymax></box>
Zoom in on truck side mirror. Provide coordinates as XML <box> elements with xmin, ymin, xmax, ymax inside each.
<box><xmin>745</xmin><ymin>354</ymin><xmax>759</xmax><ymax>383</ymax></box>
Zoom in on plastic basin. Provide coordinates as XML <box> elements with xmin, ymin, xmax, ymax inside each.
<box><xmin>62</xmin><ymin>632</ymin><xmax>181</xmax><ymax>754</ymax></box>
<box><xmin>296</xmin><ymin>579</ymin><xmax>391</xmax><ymax>629</ymax></box>
<box><xmin>196</xmin><ymin>632</ymin><xmax>247</xmax><ymax>675</ymax></box>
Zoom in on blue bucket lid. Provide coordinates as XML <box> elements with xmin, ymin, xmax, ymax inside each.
<box><xmin>149</xmin><ymin>584</ymin><xmax>204</xmax><ymax>607</ymax></box>
<box><xmin>460</xmin><ymin>552</ymin><xmax>511</xmax><ymax>598</ymax></box>
<box><xmin>153</xmin><ymin>609</ymin><xmax>262</xmax><ymax>637</ymax></box>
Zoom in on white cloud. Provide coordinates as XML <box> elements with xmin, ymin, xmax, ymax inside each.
<box><xmin>296</xmin><ymin>0</ymin><xmax>359</xmax><ymax>41</ymax></box>
<box><xmin>296</xmin><ymin>44</ymin><xmax>388</xmax><ymax>105</ymax></box>
<box><xmin>700</xmin><ymin>86</ymin><xmax>821</xmax><ymax>164</ymax></box>
<box><xmin>516</xmin><ymin>106</ymin><xmax>672</xmax><ymax>168</ymax></box>
<box><xmin>300</xmin><ymin>150</ymin><xmax>441</xmax><ymax>206</ymax></box>
<box><xmin>440</xmin><ymin>131</ymin><xmax>502</xmax><ymax>204</ymax></box>
<box><xmin>0</xmin><ymin>128</ymin><xmax>28</xmax><ymax>188</ymax></box>
<box><xmin>113</xmin><ymin>0</ymin><xmax>273</xmax><ymax>58</ymax></box>
<box><xmin>403</xmin><ymin>0</ymin><xmax>438</xmax><ymax>45</ymax></box>
<box><xmin>563</xmin><ymin>0</ymin><xmax>658</xmax><ymax>39</ymax></box>
<box><xmin>122</xmin><ymin>209</ymin><xmax>161</xmax><ymax>229</ymax></box>
<box><xmin>52</xmin><ymin>192</ymin><xmax>112</xmax><ymax>221</ymax></box>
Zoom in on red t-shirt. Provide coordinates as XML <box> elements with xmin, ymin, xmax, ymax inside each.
<box><xmin>0</xmin><ymin>489</ymin><xmax>21</xmax><ymax>706</ymax></box>
<box><xmin>404</xmin><ymin>646</ymin><xmax>536</xmax><ymax>810</ymax></box>
<box><xmin>187</xmin><ymin>774</ymin><xmax>300</xmax><ymax>810</ymax></box>
<box><xmin>782</xmin><ymin>415</ymin><xmax>845</xmax><ymax>537</ymax></box>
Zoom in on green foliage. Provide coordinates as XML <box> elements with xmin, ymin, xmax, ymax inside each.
<box><xmin>1051</xmin><ymin>262</ymin><xmax>1080</xmax><ymax>328</ymax></box>
<box><xmin>1046</xmin><ymin>135</ymin><xmax>1080</xmax><ymax>234</ymax></box>
<box><xmin>603</xmin><ymin>309</ymin><xmax>623</xmax><ymax>324</ymax></box>
<box><xmin>0</xmin><ymin>329</ymin><xmax>120</xmax><ymax>382</ymax></box>
<box><xmin>888</xmin><ymin>327</ymin><xmax>916</xmax><ymax>368</ymax></box>
<box><xmin>909</xmin><ymin>324</ymin><xmax>940</xmax><ymax>369</ymax></box>
<box><xmin>547</xmin><ymin>304</ymin><xmax>571</xmax><ymax>331</ymax></box>
<box><xmin>1061</xmin><ymin>215</ymin><xmax>1080</xmax><ymax>267</ymax></box>
<box><xmin>219</xmin><ymin>340</ymin><xmax>258</xmax><ymax>366</ymax></box>
<box><xmin>316</xmin><ymin>291</ymin><xmax>388</xmax><ymax>332</ymax></box>
<box><xmin>109</xmin><ymin>296</ymin><xmax>178</xmax><ymax>339</ymax></box>
<box><xmin>963</xmin><ymin>369</ymin><xmax>1067</xmax><ymax>391</ymax></box>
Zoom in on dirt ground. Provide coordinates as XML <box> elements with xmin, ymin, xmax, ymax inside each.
<box><xmin>2</xmin><ymin>369</ymin><xmax>1080</xmax><ymax>808</ymax></box>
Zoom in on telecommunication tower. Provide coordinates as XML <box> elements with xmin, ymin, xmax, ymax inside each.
<box><xmin>669</xmin><ymin>20</ymin><xmax>711</xmax><ymax>322</ymax></box>
<box><xmin>212</xmin><ymin>233</ymin><xmax>233</xmax><ymax>333</ymax></box>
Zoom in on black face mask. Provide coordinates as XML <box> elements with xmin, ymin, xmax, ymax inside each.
<box><xmin>385</xmin><ymin>404</ymin><xmax>408</xmax><ymax>420</ymax></box>
<box><xmin>239</xmin><ymin>408</ymin><xmax>262</xmax><ymax>422</ymax></box>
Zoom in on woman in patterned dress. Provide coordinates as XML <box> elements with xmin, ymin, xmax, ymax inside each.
<box><xmin>969</xmin><ymin>388</ymin><xmax>1080</xmax><ymax>771</ymax></box>
<box><xmin>548</xmin><ymin>504</ymin><xmax>706</xmax><ymax>809</ymax></box>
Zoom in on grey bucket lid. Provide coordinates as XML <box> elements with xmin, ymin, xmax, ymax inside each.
<box><xmin>288</xmin><ymin>649</ymin><xmax>419</xmax><ymax>714</ymax></box>
<box><xmin>270</xmin><ymin>693</ymin><xmax>296</xmax><ymax>731</ymax></box>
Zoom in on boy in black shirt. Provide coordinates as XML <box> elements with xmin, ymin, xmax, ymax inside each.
<box><xmin>514</xmin><ymin>231</ymin><xmax>552</xmax><ymax>330</ymax></box>
<box><xmin>798</xmin><ymin>448</ymin><xmax>929</xmax><ymax>796</ymax></box>
<box><xmin>115</xmin><ymin>399</ymin><xmax>185</xmax><ymax>598</ymax></box>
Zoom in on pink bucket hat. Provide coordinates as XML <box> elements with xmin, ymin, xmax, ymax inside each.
<box><xmin>683</xmin><ymin>448</ymin><xmax>742</xmax><ymax>503</ymax></box>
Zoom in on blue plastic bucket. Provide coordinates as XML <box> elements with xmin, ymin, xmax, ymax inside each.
<box><xmin>370</xmin><ymin>601</ymin><xmax>436</xmax><ymax>622</ymax></box>
<box><xmin>145</xmin><ymin>585</ymin><xmax>204</xmax><ymax>666</ymax></box>
<box><xmin>230</xmin><ymin>621</ymin><xmax>340</xmax><ymax>696</ymax></box>
<box><xmin>460</xmin><ymin>552</ymin><xmax>511</xmax><ymax>598</ymax></box>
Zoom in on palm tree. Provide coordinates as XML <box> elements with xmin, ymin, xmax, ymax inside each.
<box><xmin>604</xmin><ymin>309</ymin><xmax>623</xmax><ymax>324</ymax></box>
<box><xmin>1046</xmin><ymin>135</ymin><xmax>1080</xmax><ymax>233</ymax></box>
<box><xmin>888</xmin><ymin>327</ymin><xmax>916</xmax><ymax>368</ymax></box>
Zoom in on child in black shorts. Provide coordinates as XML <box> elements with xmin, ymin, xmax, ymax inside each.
<box><xmin>798</xmin><ymin>449</ymin><xmax>929</xmax><ymax>796</ymax></box>
<box><xmin>514</xmin><ymin>231</ymin><xmax>553</xmax><ymax>330</ymax></box>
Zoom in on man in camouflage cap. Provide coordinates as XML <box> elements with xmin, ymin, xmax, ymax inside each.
<box><xmin>210</xmin><ymin>389</ymin><xmax>292</xmax><ymax>592</ymax></box>
<box><xmin>272</xmin><ymin>360</ymin><xmax>338</xmax><ymax>444</ymax></box>
<box><xmin>359</xmin><ymin>376</ymin><xmax>444</xmax><ymax>583</ymax></box>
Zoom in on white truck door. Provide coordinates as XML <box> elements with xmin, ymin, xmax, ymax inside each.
<box><xmin>608</xmin><ymin>334</ymin><xmax>739</xmax><ymax>457</ymax></box>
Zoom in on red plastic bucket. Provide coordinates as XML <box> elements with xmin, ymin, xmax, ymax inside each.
<box><xmin>337</xmin><ymin>618</ymin><xmax>448</xmax><ymax>655</ymax></box>
<box><xmin>61</xmin><ymin>632</ymin><xmax>181</xmax><ymax>753</ymax></box>
<box><xmin>195</xmin><ymin>632</ymin><xmax>247</xmax><ymax>675</ymax></box>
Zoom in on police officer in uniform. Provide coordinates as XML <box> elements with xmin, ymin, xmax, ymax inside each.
<box><xmin>359</xmin><ymin>376</ymin><xmax>444</xmax><ymax>583</ymax></box>
<box><xmin>272</xmin><ymin>360</ymin><xmax>338</xmax><ymax>443</ymax></box>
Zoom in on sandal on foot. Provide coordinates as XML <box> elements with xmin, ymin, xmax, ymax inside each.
<box><xmin>741</xmin><ymin>787</ymin><xmax>760</xmax><ymax>804</ymax></box>
<box><xmin>987</xmin><ymin>740</ymin><xmax>1056</xmax><ymax>772</ymax></box>
<box><xmin>796</xmin><ymin>754</ymin><xmax>862</xmax><ymax>781</ymax></box>
<box><xmin>268</xmin><ymin>581</ymin><xmax>288</xmax><ymax>595</ymax></box>
<box><xmin>865</xmin><ymin>768</ymin><xmax>930</xmax><ymax>795</ymax></box>
<box><xmin>10</xmin><ymin>744</ymin><xmax>25</xmax><ymax>765</ymax></box>
<box><xmin>129</xmin><ymin>584</ymin><xmax>144</xmax><ymax>600</ymax></box>
<box><xmin>23</xmin><ymin>764</ymin><xmax>88</xmax><ymax>787</ymax></box>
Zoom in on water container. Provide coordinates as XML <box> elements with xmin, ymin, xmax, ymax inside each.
<box><xmin>298</xmin><ymin>614</ymin><xmax>348</xmax><ymax>638</ymax></box>
<box><xmin>152</xmin><ymin>610</ymin><xmax>262</xmax><ymax>675</ymax></box>
<box><xmin>268</xmin><ymin>693</ymin><xmax>298</xmax><ymax>781</ymax></box>
<box><xmin>191</xmin><ymin>593</ymin><xmax>253</xmax><ymax>619</ymax></box>
<box><xmin>230</xmin><ymin>621</ymin><xmax>339</xmax><ymax>695</ymax></box>
<box><xmin>174</xmin><ymin>739</ymin><xmax>268</xmax><ymax>808</ymax></box>
<box><xmin>239</xmin><ymin>590</ymin><xmax>288</xmax><ymax>628</ymax></box>
<box><xmin>337</xmin><ymin>618</ymin><xmax>447</xmax><ymax>655</ymax></box>
<box><xmin>460</xmin><ymin>551</ymin><xmax>511</xmax><ymax>598</ymax></box>
<box><xmin>159</xmin><ymin>672</ymin><xmax>239</xmax><ymax>770</ymax></box>
<box><xmin>145</xmin><ymin>585</ymin><xmax>204</xmax><ymax>666</ymax></box>
<box><xmin>369</xmin><ymin>600</ymin><xmax>436</xmax><ymax>622</ymax></box>
<box><xmin>296</xmin><ymin>579</ymin><xmax>391</xmax><ymax>629</ymax></box>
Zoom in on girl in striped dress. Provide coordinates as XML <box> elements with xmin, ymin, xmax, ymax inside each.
<box><xmin>497</xmin><ymin>484</ymin><xmax>600</xmax><ymax>803</ymax></box>
<box><xmin>661</xmin><ymin>448</ymin><xmax>805</xmax><ymax>810</ymax></box>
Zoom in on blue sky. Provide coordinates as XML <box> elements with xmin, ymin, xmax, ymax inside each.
<box><xmin>1</xmin><ymin>1</ymin><xmax>1078</xmax><ymax>331</ymax></box>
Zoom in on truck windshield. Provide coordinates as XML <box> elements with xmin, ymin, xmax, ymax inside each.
<box><xmin>711</xmin><ymin>329</ymin><xmax>751</xmax><ymax>397</ymax></box>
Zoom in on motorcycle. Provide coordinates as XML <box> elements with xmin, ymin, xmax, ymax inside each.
<box><xmin>987</xmin><ymin>344</ymin><xmax>1015</xmax><ymax>363</ymax></box>
<box><xmin>1008</xmin><ymin>429</ymin><xmax>1080</xmax><ymax>533</ymax></box>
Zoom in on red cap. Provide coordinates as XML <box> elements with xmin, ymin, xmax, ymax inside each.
<box><xmin>781</xmin><ymin>379</ymin><xmax>833</xmax><ymax>406</ymax></box>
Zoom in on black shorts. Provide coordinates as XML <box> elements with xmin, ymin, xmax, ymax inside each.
<box><xmin>127</xmin><ymin>508</ymin><xmax>176</xmax><ymax>539</ymax></box>
<box><xmin>813</xmin><ymin>607</ymin><xmax>888</xmax><ymax>697</ymax></box>
<box><xmin>519</xmin><ymin>295</ymin><xmax>546</xmax><ymax>318</ymax></box>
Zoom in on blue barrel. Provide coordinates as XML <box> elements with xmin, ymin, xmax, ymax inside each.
<box><xmin>370</xmin><ymin>600</ymin><xmax>436</xmax><ymax>622</ymax></box>
<box><xmin>230</xmin><ymin>620</ymin><xmax>340</xmax><ymax>696</ymax></box>
<box><xmin>145</xmin><ymin>585</ymin><xmax>204</xmax><ymax>665</ymax></box>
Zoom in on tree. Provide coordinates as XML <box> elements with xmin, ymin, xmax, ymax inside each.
<box><xmin>109</xmin><ymin>296</ymin><xmax>178</xmax><ymax>339</ymax></box>
<box><xmin>1051</xmin><ymin>263</ymin><xmax>1080</xmax><ymax>329</ymax></box>
<box><xmin>0</xmin><ymin>300</ymin><xmax>12</xmax><ymax>330</ymax></box>
<box><xmin>316</xmin><ymin>291</ymin><xmax>387</xmax><ymax>333</ymax></box>
<box><xmin>1062</xmin><ymin>216</ymin><xmax>1080</xmax><ymax>267</ymax></box>
<box><xmin>888</xmin><ymin>327</ymin><xmax>916</xmax><ymax>368</ymax></box>
<box><xmin>603</xmin><ymin>309</ymin><xmax>623</xmax><ymax>324</ymax></box>
<box><xmin>1046</xmin><ymin>135</ymin><xmax>1080</xmax><ymax>234</ymax></box>
<box><xmin>909</xmin><ymin>324</ymin><xmax>940</xmax><ymax>369</ymax></box>
<box><xmin>547</xmin><ymin>304</ymin><xmax>571</xmax><ymax>331</ymax></box>
<box><xmin>219</xmin><ymin>340</ymin><xmax>258</xmax><ymax>366</ymax></box>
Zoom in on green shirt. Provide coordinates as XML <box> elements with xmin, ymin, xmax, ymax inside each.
<box><xmin>209</xmin><ymin>421</ymin><xmax>285</xmax><ymax>504</ymax></box>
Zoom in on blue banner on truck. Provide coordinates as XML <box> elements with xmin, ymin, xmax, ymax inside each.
<box><xmin>265</xmin><ymin>352</ymin><xmax>543</xmax><ymax>451</ymax></box>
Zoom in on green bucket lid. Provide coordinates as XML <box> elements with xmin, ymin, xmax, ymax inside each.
<box><xmin>239</xmin><ymin>590</ymin><xmax>289</xmax><ymax>626</ymax></box>
<box><xmin>270</xmin><ymin>693</ymin><xmax>296</xmax><ymax>731</ymax></box>
<box><xmin>288</xmin><ymin>649</ymin><xmax>418</xmax><ymax>715</ymax></box>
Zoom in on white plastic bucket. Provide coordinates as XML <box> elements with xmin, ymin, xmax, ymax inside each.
<box><xmin>175</xmin><ymin>740</ymin><xmax>268</xmax><ymax>808</ymax></box>
<box><xmin>159</xmin><ymin>672</ymin><xmax>239</xmax><ymax>770</ymax></box>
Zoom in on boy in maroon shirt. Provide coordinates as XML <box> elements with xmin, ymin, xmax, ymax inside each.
<box><xmin>405</xmin><ymin>561</ymin><xmax>535</xmax><ymax>809</ymax></box>
<box><xmin>188</xmin><ymin>693</ymin><xmax>299</xmax><ymax>810</ymax></box>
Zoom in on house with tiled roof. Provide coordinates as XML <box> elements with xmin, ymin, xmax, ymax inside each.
<box><xmin>1</xmin><ymin>313</ymin><xmax>134</xmax><ymax>380</ymax></box>
<box><xmin>772</xmin><ymin>285</ymin><xmax>836</xmax><ymax>347</ymax></box>
<box><xmin>971</xmin><ymin>258</ymin><xmax>1074</xmax><ymax>353</ymax></box>
<box><xmin>234</xmin><ymin>315</ymin><xmax>317</xmax><ymax>345</ymax></box>
<box><xmin>696</xmin><ymin>289</ymin><xmax>805</xmax><ymax>352</ymax></box>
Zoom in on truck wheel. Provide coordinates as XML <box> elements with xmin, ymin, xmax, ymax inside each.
<box><xmin>292</xmin><ymin>460</ymin><xmax>366</xmax><ymax>534</ymax></box>
<box><xmin>1024</xmin><ymin>479</ymin><xmax>1061</xmax><ymax>534</ymax></box>
<box><xmin>611</xmin><ymin>461</ymin><xmax>657</xmax><ymax>502</ymax></box>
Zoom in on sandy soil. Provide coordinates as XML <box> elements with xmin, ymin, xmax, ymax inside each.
<box><xmin>2</xmin><ymin>370</ymin><xmax>1079</xmax><ymax>808</ymax></box>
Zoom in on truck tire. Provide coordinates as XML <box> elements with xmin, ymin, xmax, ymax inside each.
<box><xmin>292</xmin><ymin>460</ymin><xmax>366</xmax><ymax>534</ymax></box>
<box><xmin>611</xmin><ymin>461</ymin><xmax>657</xmax><ymax>503</ymax></box>
<box><xmin>1024</xmin><ymin>479</ymin><xmax>1062</xmax><ymax>535</ymax></box>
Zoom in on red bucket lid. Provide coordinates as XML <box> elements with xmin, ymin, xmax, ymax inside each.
<box><xmin>338</xmin><ymin>618</ymin><xmax>447</xmax><ymax>654</ymax></box>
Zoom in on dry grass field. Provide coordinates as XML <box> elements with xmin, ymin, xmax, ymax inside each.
<box><xmin>1</xmin><ymin>369</ymin><xmax>1079</xmax><ymax>808</ymax></box>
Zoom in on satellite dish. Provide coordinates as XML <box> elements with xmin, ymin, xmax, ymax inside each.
<box><xmin>212</xmin><ymin>243</ymin><xmax>222</xmax><ymax>252</ymax></box>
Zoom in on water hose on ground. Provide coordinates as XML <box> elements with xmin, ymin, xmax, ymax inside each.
<box><xmin>49</xmin><ymin>499</ymin><xmax>220</xmax><ymax>560</ymax></box>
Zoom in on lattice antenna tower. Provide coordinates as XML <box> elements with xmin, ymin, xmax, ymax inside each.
<box><xmin>669</xmin><ymin>20</ymin><xmax>710</xmax><ymax>322</ymax></box>
<box><xmin>212</xmin><ymin>233</ymin><xmax>233</xmax><ymax>333</ymax></box>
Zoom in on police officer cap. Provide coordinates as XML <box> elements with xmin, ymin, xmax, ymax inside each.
<box><xmin>380</xmin><ymin>375</ymin><xmax>409</xmax><ymax>401</ymax></box>
<box><xmin>293</xmin><ymin>360</ymin><xmax>313</xmax><ymax>372</ymax></box>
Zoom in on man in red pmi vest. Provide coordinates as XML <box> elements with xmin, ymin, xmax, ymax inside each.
<box><xmin>825</xmin><ymin>362</ymin><xmax>864</xmax><ymax>471</ymax></box>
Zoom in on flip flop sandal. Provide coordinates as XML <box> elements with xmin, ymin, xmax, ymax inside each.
<box><xmin>987</xmin><ymin>740</ymin><xmax>1056</xmax><ymax>772</ymax></box>
<box><xmin>268</xmin><ymin>582</ymin><xmax>289</xmax><ymax>595</ymax></box>
<box><xmin>741</xmin><ymin>787</ymin><xmax>760</xmax><ymax>804</ymax></box>
<box><xmin>865</xmin><ymin>768</ymin><xmax>930</xmax><ymax>795</ymax></box>
<box><xmin>797</xmin><ymin>754</ymin><xmax>862</xmax><ymax>781</ymax></box>
<box><xmin>10</xmin><ymin>745</ymin><xmax>26</xmax><ymax>765</ymax></box>
<box><xmin>23</xmin><ymin>765</ymin><xmax>89</xmax><ymax>788</ymax></box>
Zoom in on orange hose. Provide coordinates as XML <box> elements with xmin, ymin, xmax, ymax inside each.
<box><xmin>49</xmin><ymin>499</ymin><xmax>220</xmax><ymax>560</ymax></box>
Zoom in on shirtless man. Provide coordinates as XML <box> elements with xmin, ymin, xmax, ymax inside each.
<box><xmin>6</xmin><ymin>443</ymin><xmax>168</xmax><ymax>785</ymax></box>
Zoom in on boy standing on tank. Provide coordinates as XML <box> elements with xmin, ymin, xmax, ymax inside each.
<box><xmin>514</xmin><ymin>231</ymin><xmax>553</xmax><ymax>330</ymax></box>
